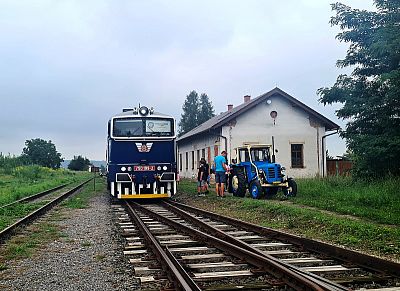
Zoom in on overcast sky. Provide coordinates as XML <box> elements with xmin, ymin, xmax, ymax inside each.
<box><xmin>0</xmin><ymin>0</ymin><xmax>375</xmax><ymax>160</ymax></box>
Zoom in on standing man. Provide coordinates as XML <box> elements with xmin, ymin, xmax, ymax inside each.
<box><xmin>201</xmin><ymin>158</ymin><xmax>210</xmax><ymax>194</ymax></box>
<box><xmin>214</xmin><ymin>151</ymin><xmax>227</xmax><ymax>197</ymax></box>
<box><xmin>197</xmin><ymin>160</ymin><xmax>206</xmax><ymax>196</ymax></box>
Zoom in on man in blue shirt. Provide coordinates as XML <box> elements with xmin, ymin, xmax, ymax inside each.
<box><xmin>213</xmin><ymin>151</ymin><xmax>227</xmax><ymax>197</ymax></box>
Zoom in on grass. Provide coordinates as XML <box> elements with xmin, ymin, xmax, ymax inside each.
<box><xmin>1</xmin><ymin>221</ymin><xmax>62</xmax><ymax>262</ymax></box>
<box><xmin>176</xmin><ymin>178</ymin><xmax>400</xmax><ymax>261</ymax></box>
<box><xmin>0</xmin><ymin>168</ymin><xmax>93</xmax><ymax>232</ymax></box>
<box><xmin>0</xmin><ymin>165</ymin><xmax>92</xmax><ymax>207</ymax></box>
<box><xmin>294</xmin><ymin>176</ymin><xmax>400</xmax><ymax>225</ymax></box>
<box><xmin>62</xmin><ymin>177</ymin><xmax>105</xmax><ymax>209</ymax></box>
<box><xmin>0</xmin><ymin>177</ymin><xmax>106</xmax><ymax>269</ymax></box>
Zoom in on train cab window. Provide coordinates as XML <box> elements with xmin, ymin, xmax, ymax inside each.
<box><xmin>112</xmin><ymin>117</ymin><xmax>174</xmax><ymax>138</ymax></box>
<box><xmin>113</xmin><ymin>119</ymin><xmax>143</xmax><ymax>137</ymax></box>
<box><xmin>145</xmin><ymin>119</ymin><xmax>172</xmax><ymax>136</ymax></box>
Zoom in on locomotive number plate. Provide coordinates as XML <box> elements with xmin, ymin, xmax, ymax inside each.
<box><xmin>134</xmin><ymin>165</ymin><xmax>155</xmax><ymax>171</ymax></box>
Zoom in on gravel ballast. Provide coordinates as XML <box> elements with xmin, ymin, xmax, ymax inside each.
<box><xmin>0</xmin><ymin>192</ymin><xmax>138</xmax><ymax>291</ymax></box>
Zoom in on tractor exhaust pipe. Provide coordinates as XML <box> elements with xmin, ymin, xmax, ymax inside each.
<box><xmin>272</xmin><ymin>136</ymin><xmax>276</xmax><ymax>163</ymax></box>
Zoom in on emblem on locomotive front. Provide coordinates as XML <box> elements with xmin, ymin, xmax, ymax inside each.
<box><xmin>136</xmin><ymin>142</ymin><xmax>153</xmax><ymax>153</ymax></box>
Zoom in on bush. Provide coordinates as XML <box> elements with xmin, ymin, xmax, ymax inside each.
<box><xmin>12</xmin><ymin>166</ymin><xmax>51</xmax><ymax>181</ymax></box>
<box><xmin>0</xmin><ymin>153</ymin><xmax>25</xmax><ymax>175</ymax></box>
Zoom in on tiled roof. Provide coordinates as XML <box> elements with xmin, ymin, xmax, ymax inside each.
<box><xmin>177</xmin><ymin>87</ymin><xmax>340</xmax><ymax>142</ymax></box>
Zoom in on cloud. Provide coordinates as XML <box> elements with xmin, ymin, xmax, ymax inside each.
<box><xmin>0</xmin><ymin>0</ymin><xmax>374</xmax><ymax>159</ymax></box>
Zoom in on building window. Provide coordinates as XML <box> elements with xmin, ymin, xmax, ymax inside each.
<box><xmin>185</xmin><ymin>152</ymin><xmax>188</xmax><ymax>170</ymax></box>
<box><xmin>179</xmin><ymin>154</ymin><xmax>182</xmax><ymax>171</ymax></box>
<box><xmin>197</xmin><ymin>150</ymin><xmax>200</xmax><ymax>167</ymax></box>
<box><xmin>191</xmin><ymin>151</ymin><xmax>195</xmax><ymax>170</ymax></box>
<box><xmin>291</xmin><ymin>144</ymin><xmax>304</xmax><ymax>168</ymax></box>
<box><xmin>202</xmin><ymin>148</ymin><xmax>205</xmax><ymax>160</ymax></box>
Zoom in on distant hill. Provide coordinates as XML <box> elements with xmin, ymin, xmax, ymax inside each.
<box><xmin>61</xmin><ymin>160</ymin><xmax>106</xmax><ymax>169</ymax></box>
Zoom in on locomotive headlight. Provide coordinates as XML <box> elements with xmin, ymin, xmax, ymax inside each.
<box><xmin>163</xmin><ymin>166</ymin><xmax>168</xmax><ymax>171</ymax></box>
<box><xmin>139</xmin><ymin>106</ymin><xmax>149</xmax><ymax>116</ymax></box>
<box><xmin>121</xmin><ymin>166</ymin><xmax>126</xmax><ymax>172</ymax></box>
<box><xmin>157</xmin><ymin>166</ymin><xmax>161</xmax><ymax>171</ymax></box>
<box><xmin>127</xmin><ymin>166</ymin><xmax>132</xmax><ymax>171</ymax></box>
<box><xmin>281</xmin><ymin>167</ymin><xmax>286</xmax><ymax>176</ymax></box>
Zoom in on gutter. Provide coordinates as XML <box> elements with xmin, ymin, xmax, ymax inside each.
<box><xmin>208</xmin><ymin>130</ymin><xmax>228</xmax><ymax>160</ymax></box>
<box><xmin>322</xmin><ymin>129</ymin><xmax>340</xmax><ymax>177</ymax></box>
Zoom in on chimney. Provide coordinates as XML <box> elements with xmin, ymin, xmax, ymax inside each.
<box><xmin>244</xmin><ymin>95</ymin><xmax>251</xmax><ymax>103</ymax></box>
<box><xmin>227</xmin><ymin>104</ymin><xmax>234</xmax><ymax>111</ymax></box>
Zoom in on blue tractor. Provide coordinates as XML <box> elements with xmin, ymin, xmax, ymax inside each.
<box><xmin>230</xmin><ymin>144</ymin><xmax>297</xmax><ymax>199</ymax></box>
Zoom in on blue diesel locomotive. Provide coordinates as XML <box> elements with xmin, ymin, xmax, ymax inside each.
<box><xmin>106</xmin><ymin>106</ymin><xmax>177</xmax><ymax>199</ymax></box>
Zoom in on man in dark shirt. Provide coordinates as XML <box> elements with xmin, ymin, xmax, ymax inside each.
<box><xmin>200</xmin><ymin>158</ymin><xmax>210</xmax><ymax>194</ymax></box>
<box><xmin>197</xmin><ymin>160</ymin><xmax>206</xmax><ymax>196</ymax></box>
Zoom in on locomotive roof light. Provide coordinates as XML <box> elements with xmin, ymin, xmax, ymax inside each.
<box><xmin>139</xmin><ymin>106</ymin><xmax>149</xmax><ymax>116</ymax></box>
<box><xmin>149</xmin><ymin>107</ymin><xmax>154</xmax><ymax>114</ymax></box>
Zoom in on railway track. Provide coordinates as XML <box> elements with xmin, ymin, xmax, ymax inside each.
<box><xmin>0</xmin><ymin>183</ymin><xmax>68</xmax><ymax>209</ymax></box>
<box><xmin>0</xmin><ymin>178</ymin><xmax>93</xmax><ymax>243</ymax></box>
<box><xmin>114</xmin><ymin>200</ymin><xmax>400</xmax><ymax>290</ymax></box>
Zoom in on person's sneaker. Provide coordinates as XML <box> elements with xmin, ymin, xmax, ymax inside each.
<box><xmin>199</xmin><ymin>193</ymin><xmax>205</xmax><ymax>197</ymax></box>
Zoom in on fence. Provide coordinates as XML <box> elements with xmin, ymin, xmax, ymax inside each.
<box><xmin>326</xmin><ymin>160</ymin><xmax>353</xmax><ymax>176</ymax></box>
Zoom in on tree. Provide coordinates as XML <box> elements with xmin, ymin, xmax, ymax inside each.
<box><xmin>318</xmin><ymin>1</ymin><xmax>400</xmax><ymax>177</ymax></box>
<box><xmin>22</xmin><ymin>138</ymin><xmax>63</xmax><ymax>169</ymax></box>
<box><xmin>68</xmin><ymin>155</ymin><xmax>91</xmax><ymax>171</ymax></box>
<box><xmin>178</xmin><ymin>90</ymin><xmax>199</xmax><ymax>136</ymax></box>
<box><xmin>198</xmin><ymin>93</ymin><xmax>215</xmax><ymax>124</ymax></box>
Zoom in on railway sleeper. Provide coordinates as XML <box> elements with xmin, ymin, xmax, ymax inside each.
<box><xmin>134</xmin><ymin>266</ymin><xmax>162</xmax><ymax>276</ymax></box>
<box><xmin>169</xmin><ymin>246</ymin><xmax>218</xmax><ymax>255</ymax></box>
<box><xmin>186</xmin><ymin>262</ymin><xmax>250</xmax><ymax>273</ymax></box>
<box><xmin>179</xmin><ymin>253</ymin><xmax>229</xmax><ymax>264</ymax></box>
<box><xmin>192</xmin><ymin>270</ymin><xmax>256</xmax><ymax>282</ymax></box>
<box><xmin>280</xmin><ymin>257</ymin><xmax>336</xmax><ymax>267</ymax></box>
<box><xmin>301</xmin><ymin>265</ymin><xmax>362</xmax><ymax>277</ymax></box>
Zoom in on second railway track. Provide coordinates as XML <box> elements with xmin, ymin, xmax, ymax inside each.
<box><xmin>0</xmin><ymin>178</ymin><xmax>93</xmax><ymax>243</ymax></box>
<box><xmin>114</xmin><ymin>200</ymin><xmax>400</xmax><ymax>291</ymax></box>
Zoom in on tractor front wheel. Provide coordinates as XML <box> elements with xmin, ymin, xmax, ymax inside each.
<box><xmin>283</xmin><ymin>178</ymin><xmax>298</xmax><ymax>197</ymax></box>
<box><xmin>250</xmin><ymin>180</ymin><xmax>263</xmax><ymax>199</ymax></box>
<box><xmin>232</xmin><ymin>168</ymin><xmax>246</xmax><ymax>197</ymax></box>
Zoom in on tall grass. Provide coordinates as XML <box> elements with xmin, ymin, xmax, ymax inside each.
<box><xmin>0</xmin><ymin>153</ymin><xmax>25</xmax><ymax>175</ymax></box>
<box><xmin>295</xmin><ymin>176</ymin><xmax>400</xmax><ymax>225</ymax></box>
<box><xmin>0</xmin><ymin>163</ymin><xmax>90</xmax><ymax>207</ymax></box>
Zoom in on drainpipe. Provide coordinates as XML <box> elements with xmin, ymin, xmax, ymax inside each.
<box><xmin>322</xmin><ymin>129</ymin><xmax>339</xmax><ymax>177</ymax></box>
<box><xmin>208</xmin><ymin>130</ymin><xmax>228</xmax><ymax>161</ymax></box>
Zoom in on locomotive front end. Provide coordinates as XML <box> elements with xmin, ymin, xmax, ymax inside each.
<box><xmin>106</xmin><ymin>106</ymin><xmax>177</xmax><ymax>199</ymax></box>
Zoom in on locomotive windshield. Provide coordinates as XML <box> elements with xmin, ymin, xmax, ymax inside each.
<box><xmin>112</xmin><ymin>117</ymin><xmax>174</xmax><ymax>137</ymax></box>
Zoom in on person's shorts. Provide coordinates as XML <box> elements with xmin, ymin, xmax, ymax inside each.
<box><xmin>215</xmin><ymin>171</ymin><xmax>226</xmax><ymax>184</ymax></box>
<box><xmin>197</xmin><ymin>181</ymin><xmax>205</xmax><ymax>187</ymax></box>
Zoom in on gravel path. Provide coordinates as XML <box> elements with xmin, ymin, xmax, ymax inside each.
<box><xmin>0</xmin><ymin>192</ymin><xmax>139</xmax><ymax>291</ymax></box>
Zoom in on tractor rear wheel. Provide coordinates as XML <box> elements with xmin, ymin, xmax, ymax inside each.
<box><xmin>250</xmin><ymin>180</ymin><xmax>263</xmax><ymax>199</ymax></box>
<box><xmin>232</xmin><ymin>168</ymin><xmax>246</xmax><ymax>197</ymax></box>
